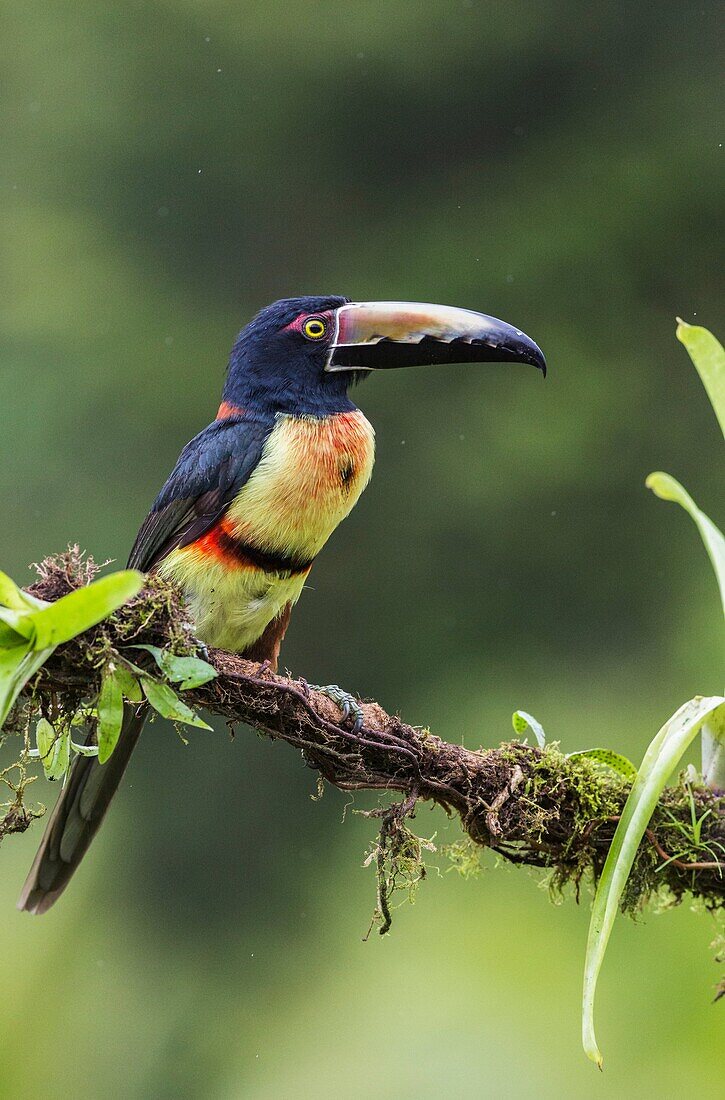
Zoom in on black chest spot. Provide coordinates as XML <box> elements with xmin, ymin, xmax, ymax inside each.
<box><xmin>339</xmin><ymin>461</ymin><xmax>355</xmax><ymax>490</ymax></box>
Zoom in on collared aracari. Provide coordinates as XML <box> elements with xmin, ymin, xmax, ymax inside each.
<box><xmin>19</xmin><ymin>296</ymin><xmax>545</xmax><ymax>914</ymax></box>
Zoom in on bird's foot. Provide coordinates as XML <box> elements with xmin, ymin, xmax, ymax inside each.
<box><xmin>311</xmin><ymin>684</ymin><xmax>365</xmax><ymax>734</ymax></box>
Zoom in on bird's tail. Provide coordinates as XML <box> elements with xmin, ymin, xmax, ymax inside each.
<box><xmin>17</xmin><ymin>703</ymin><xmax>147</xmax><ymax>914</ymax></box>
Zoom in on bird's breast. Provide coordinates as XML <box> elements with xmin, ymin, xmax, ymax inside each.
<box><xmin>225</xmin><ymin>409</ymin><xmax>376</xmax><ymax>560</ymax></box>
<box><xmin>159</xmin><ymin>410</ymin><xmax>375</xmax><ymax>652</ymax></box>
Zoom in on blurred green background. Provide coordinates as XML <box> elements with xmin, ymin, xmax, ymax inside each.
<box><xmin>1</xmin><ymin>1</ymin><xmax>723</xmax><ymax>1096</ymax></box>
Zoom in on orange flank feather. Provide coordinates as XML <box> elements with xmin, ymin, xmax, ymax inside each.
<box><xmin>190</xmin><ymin>521</ymin><xmax>255</xmax><ymax>568</ymax></box>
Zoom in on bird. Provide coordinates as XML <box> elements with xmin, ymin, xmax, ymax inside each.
<box><xmin>18</xmin><ymin>295</ymin><xmax>545</xmax><ymax>914</ymax></box>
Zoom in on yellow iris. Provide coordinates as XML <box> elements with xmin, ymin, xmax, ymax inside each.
<box><xmin>303</xmin><ymin>317</ymin><xmax>326</xmax><ymax>339</ymax></box>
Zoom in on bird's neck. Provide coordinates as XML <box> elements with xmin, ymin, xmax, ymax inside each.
<box><xmin>222</xmin><ymin>357</ymin><xmax>357</xmax><ymax>419</ymax></box>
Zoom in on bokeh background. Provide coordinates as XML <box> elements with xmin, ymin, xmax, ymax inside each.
<box><xmin>1</xmin><ymin>2</ymin><xmax>723</xmax><ymax>1096</ymax></box>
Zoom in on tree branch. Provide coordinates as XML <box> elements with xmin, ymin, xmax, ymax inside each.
<box><xmin>6</xmin><ymin>552</ymin><xmax>725</xmax><ymax>921</ymax></box>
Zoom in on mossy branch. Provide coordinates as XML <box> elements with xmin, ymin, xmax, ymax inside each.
<box><xmin>5</xmin><ymin>552</ymin><xmax>725</xmax><ymax>924</ymax></box>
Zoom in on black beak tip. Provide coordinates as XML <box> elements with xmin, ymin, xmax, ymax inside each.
<box><xmin>492</xmin><ymin>323</ymin><xmax>546</xmax><ymax>377</ymax></box>
<box><xmin>522</xmin><ymin>342</ymin><xmax>547</xmax><ymax>378</ymax></box>
<box><xmin>535</xmin><ymin>350</ymin><xmax>547</xmax><ymax>378</ymax></box>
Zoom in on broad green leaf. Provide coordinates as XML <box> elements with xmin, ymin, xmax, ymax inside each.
<box><xmin>582</xmin><ymin>695</ymin><xmax>725</xmax><ymax>1068</ymax></box>
<box><xmin>36</xmin><ymin>717</ymin><xmax>56</xmax><ymax>764</ymax></box>
<box><xmin>28</xmin><ymin>570</ymin><xmax>144</xmax><ymax>650</ymax></box>
<box><xmin>512</xmin><ymin>709</ymin><xmax>546</xmax><ymax>747</ymax></box>
<box><xmin>0</xmin><ymin>607</ymin><xmax>34</xmax><ymax>640</ymax></box>
<box><xmin>141</xmin><ymin>678</ymin><xmax>211</xmax><ymax>729</ymax></box>
<box><xmin>113</xmin><ymin>664</ymin><xmax>143</xmax><ymax>703</ymax></box>
<box><xmin>97</xmin><ymin>667</ymin><xmax>124</xmax><ymax>764</ymax></box>
<box><xmin>175</xmin><ymin>661</ymin><xmax>217</xmax><ymax>690</ymax></box>
<box><xmin>0</xmin><ymin>570</ymin><xmax>32</xmax><ymax>611</ymax></box>
<box><xmin>568</xmin><ymin>748</ymin><xmax>637</xmax><ymax>781</ymax></box>
<box><xmin>0</xmin><ymin>619</ymin><xmax>29</xmax><ymax>646</ymax></box>
<box><xmin>130</xmin><ymin>644</ymin><xmax>217</xmax><ymax>690</ymax></box>
<box><xmin>646</xmin><ymin>473</ymin><xmax>725</xmax><ymax>620</ymax></box>
<box><xmin>676</xmin><ymin>320</ymin><xmax>725</xmax><ymax>439</ymax></box>
<box><xmin>0</xmin><ymin>571</ymin><xmax>142</xmax><ymax>734</ymax></box>
<box><xmin>41</xmin><ymin>724</ymin><xmax>71</xmax><ymax>781</ymax></box>
<box><xmin>128</xmin><ymin>643</ymin><xmax>165</xmax><ymax>663</ymax></box>
<box><xmin>701</xmin><ymin>709</ymin><xmax>725</xmax><ymax>790</ymax></box>
<box><xmin>0</xmin><ymin>642</ymin><xmax>51</xmax><ymax>727</ymax></box>
<box><xmin>0</xmin><ymin>573</ymin><xmax>53</xmax><ymax>642</ymax></box>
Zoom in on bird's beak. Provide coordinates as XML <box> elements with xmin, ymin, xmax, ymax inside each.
<box><xmin>325</xmin><ymin>301</ymin><xmax>546</xmax><ymax>376</ymax></box>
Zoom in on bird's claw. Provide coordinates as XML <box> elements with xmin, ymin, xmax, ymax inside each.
<box><xmin>312</xmin><ymin>684</ymin><xmax>365</xmax><ymax>734</ymax></box>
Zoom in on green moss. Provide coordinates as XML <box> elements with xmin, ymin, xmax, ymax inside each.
<box><xmin>442</xmin><ymin>836</ymin><xmax>483</xmax><ymax>879</ymax></box>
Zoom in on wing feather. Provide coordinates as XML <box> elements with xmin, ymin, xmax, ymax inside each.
<box><xmin>128</xmin><ymin>415</ymin><xmax>273</xmax><ymax>571</ymax></box>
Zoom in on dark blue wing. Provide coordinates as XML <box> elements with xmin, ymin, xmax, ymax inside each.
<box><xmin>128</xmin><ymin>414</ymin><xmax>274</xmax><ymax>571</ymax></box>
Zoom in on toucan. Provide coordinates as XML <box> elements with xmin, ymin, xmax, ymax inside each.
<box><xmin>18</xmin><ymin>296</ymin><xmax>545</xmax><ymax>913</ymax></box>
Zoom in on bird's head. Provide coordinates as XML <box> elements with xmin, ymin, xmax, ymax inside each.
<box><xmin>223</xmin><ymin>294</ymin><xmax>546</xmax><ymax>415</ymax></box>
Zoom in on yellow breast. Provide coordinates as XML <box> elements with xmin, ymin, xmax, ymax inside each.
<box><xmin>226</xmin><ymin>410</ymin><xmax>375</xmax><ymax>559</ymax></box>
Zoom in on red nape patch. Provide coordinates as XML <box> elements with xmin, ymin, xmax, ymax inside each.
<box><xmin>216</xmin><ymin>401</ymin><xmax>246</xmax><ymax>420</ymax></box>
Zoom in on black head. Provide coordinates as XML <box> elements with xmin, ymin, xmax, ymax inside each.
<box><xmin>224</xmin><ymin>295</ymin><xmax>355</xmax><ymax>415</ymax></box>
<box><xmin>222</xmin><ymin>295</ymin><xmax>546</xmax><ymax>416</ymax></box>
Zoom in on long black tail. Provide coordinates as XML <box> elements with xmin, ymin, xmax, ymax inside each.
<box><xmin>17</xmin><ymin>704</ymin><xmax>147</xmax><ymax>914</ymax></box>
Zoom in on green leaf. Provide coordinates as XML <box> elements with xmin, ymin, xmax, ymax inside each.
<box><xmin>582</xmin><ymin>694</ymin><xmax>725</xmax><ymax>1069</ymax></box>
<box><xmin>141</xmin><ymin>678</ymin><xmax>211</xmax><ymax>729</ymax></box>
<box><xmin>113</xmin><ymin>664</ymin><xmax>143</xmax><ymax>703</ymax></box>
<box><xmin>128</xmin><ymin>643</ymin><xmax>165</xmax><ymax>663</ymax></box>
<box><xmin>27</xmin><ymin>570</ymin><xmax>144</xmax><ymax>650</ymax></box>
<box><xmin>568</xmin><ymin>748</ymin><xmax>638</xmax><ymax>781</ymax></box>
<box><xmin>646</xmin><ymin>473</ymin><xmax>725</xmax><ymax>620</ymax></box>
<box><xmin>37</xmin><ymin>720</ymin><xmax>71</xmax><ymax>781</ymax></box>
<box><xmin>702</xmin><ymin>709</ymin><xmax>725</xmax><ymax>789</ymax></box>
<box><xmin>0</xmin><ymin>620</ymin><xmax>27</xmax><ymax>642</ymax></box>
<box><xmin>0</xmin><ymin>606</ymin><xmax>35</xmax><ymax>640</ymax></box>
<box><xmin>0</xmin><ymin>570</ymin><xmax>35</xmax><ymax>611</ymax></box>
<box><xmin>512</xmin><ymin>709</ymin><xmax>546</xmax><ymax>747</ymax></box>
<box><xmin>97</xmin><ymin>667</ymin><xmax>124</xmax><ymax>764</ymax></box>
<box><xmin>676</xmin><ymin>319</ymin><xmax>725</xmax><ymax>439</ymax></box>
<box><xmin>0</xmin><ymin>642</ymin><xmax>51</xmax><ymax>727</ymax></box>
<box><xmin>70</xmin><ymin>739</ymin><xmax>99</xmax><ymax>757</ymax></box>
<box><xmin>50</xmin><ymin>730</ymin><xmax>71</xmax><ymax>781</ymax></box>
<box><xmin>130</xmin><ymin>644</ymin><xmax>217</xmax><ymax>690</ymax></box>
<box><xmin>36</xmin><ymin>717</ymin><xmax>55</xmax><ymax>764</ymax></box>
<box><xmin>0</xmin><ymin>619</ymin><xmax>29</xmax><ymax>647</ymax></box>
<box><xmin>0</xmin><ymin>577</ymin><xmax>47</xmax><ymax>645</ymax></box>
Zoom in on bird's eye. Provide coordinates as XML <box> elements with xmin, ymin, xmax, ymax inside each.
<box><xmin>302</xmin><ymin>316</ymin><xmax>327</xmax><ymax>340</ymax></box>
